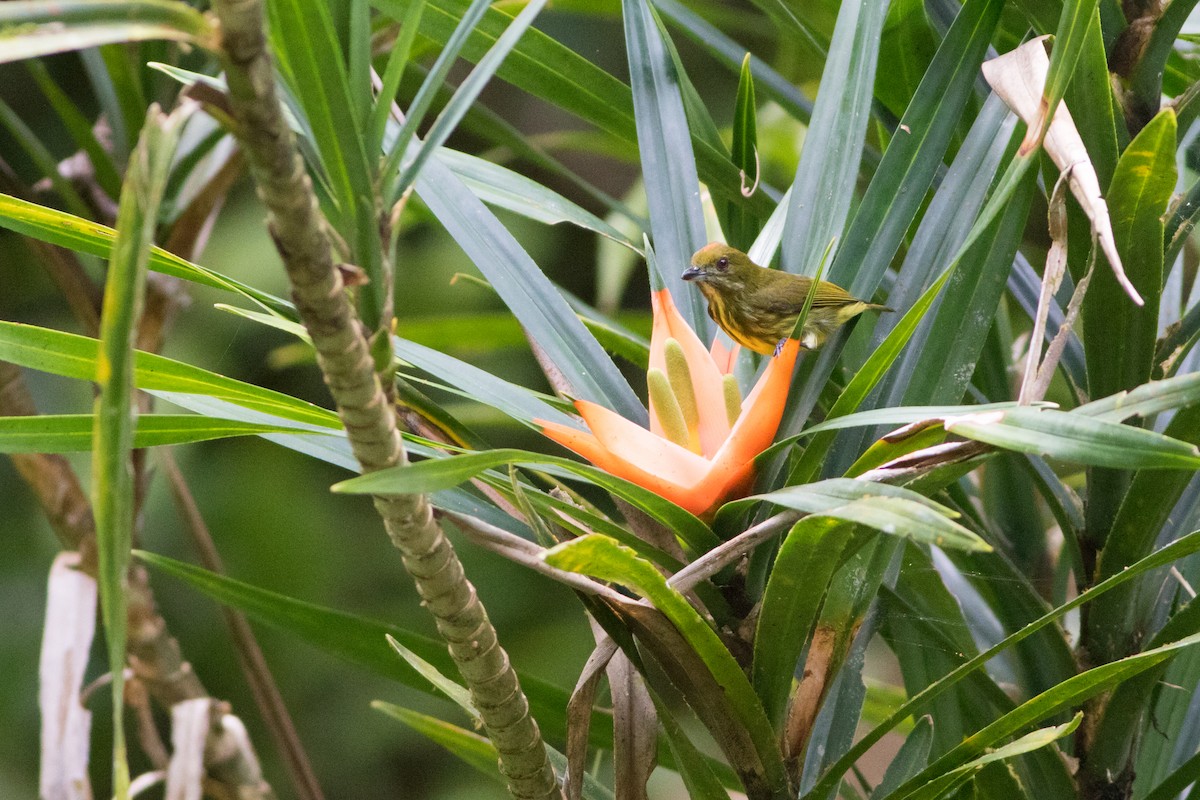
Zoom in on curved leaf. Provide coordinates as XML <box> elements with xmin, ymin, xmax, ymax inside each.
<box><xmin>944</xmin><ymin>406</ymin><xmax>1200</xmax><ymax>470</ymax></box>
<box><xmin>0</xmin><ymin>414</ymin><xmax>326</xmax><ymax>453</ymax></box>
<box><xmin>0</xmin><ymin>193</ymin><xmax>290</xmax><ymax>314</ymax></box>
<box><xmin>546</xmin><ymin>534</ymin><xmax>788</xmax><ymax>795</ymax></box>
<box><xmin>0</xmin><ymin>0</ymin><xmax>210</xmax><ymax>63</ymax></box>
<box><xmin>0</xmin><ymin>321</ymin><xmax>341</xmax><ymax>430</ymax></box>
<box><xmin>332</xmin><ymin>448</ymin><xmax>718</xmax><ymax>554</ymax></box>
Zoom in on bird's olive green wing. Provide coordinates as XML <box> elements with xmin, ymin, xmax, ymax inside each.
<box><xmin>810</xmin><ymin>281</ymin><xmax>859</xmax><ymax>307</ymax></box>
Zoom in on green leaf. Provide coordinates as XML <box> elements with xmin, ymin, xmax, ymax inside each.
<box><xmin>795</xmin><ymin>401</ymin><xmax>1042</xmax><ymax>438</ymax></box>
<box><xmin>1076</xmin><ymin>370</ymin><xmax>1200</xmax><ymax>423</ymax></box>
<box><xmin>0</xmin><ymin>414</ymin><xmax>327</xmax><ymax>453</ymax></box>
<box><xmin>724</xmin><ymin>477</ymin><xmax>953</xmax><ymax>518</ymax></box>
<box><xmin>0</xmin><ymin>321</ymin><xmax>341</xmax><ymax>430</ymax></box>
<box><xmin>268</xmin><ymin>0</ymin><xmax>384</xmax><ymax>330</ymax></box>
<box><xmin>367</xmin><ymin>0</ymin><xmax>423</xmax><ymax>157</ymax></box>
<box><xmin>374</xmin><ymin>703</ymin><xmax>617</xmax><ymax>800</ymax></box>
<box><xmin>830</xmin><ymin>0</ymin><xmax>1004</xmax><ymax>297</ymax></box>
<box><xmin>134</xmin><ymin>550</ymin><xmax>600</xmax><ymax>750</ymax></box>
<box><xmin>93</xmin><ymin>105</ymin><xmax>185</xmax><ymax>800</ymax></box>
<box><xmin>804</xmin><ymin>529</ymin><xmax>1200</xmax><ymax>798</ymax></box>
<box><xmin>0</xmin><ymin>0</ymin><xmax>210</xmax><ymax>63</ymax></box>
<box><xmin>332</xmin><ymin>448</ymin><xmax>719</xmax><ymax>555</ymax></box>
<box><xmin>378</xmin><ymin>0</ymin><xmax>492</xmax><ymax>194</ymax></box>
<box><xmin>546</xmin><ymin>534</ymin><xmax>787</xmax><ymax>796</ymax></box>
<box><xmin>391</xmin><ymin>0</ymin><xmax>550</xmax><ymax>198</ymax></box>
<box><xmin>374</xmin><ymin>704</ymin><xmax>499</xmax><ymax>776</ymax></box>
<box><xmin>887</xmin><ymin>716</ymin><xmax>1081</xmax><ymax>800</ymax></box>
<box><xmin>724</xmin><ymin>54</ymin><xmax>759</xmax><ymax>252</ymax></box>
<box><xmin>622</xmin><ymin>0</ymin><xmax>710</xmax><ymax>333</ymax></box>
<box><xmin>735</xmin><ymin>487</ymin><xmax>991</xmax><ymax>553</ymax></box>
<box><xmin>437</xmin><ymin>149</ymin><xmax>640</xmax><ymax>251</ymax></box>
<box><xmin>379</xmin><ymin>0</ymin><xmax>770</xmax><ymax>217</ymax></box>
<box><xmin>385</xmin><ymin>636</ymin><xmax>477</xmax><ymax>718</ymax></box>
<box><xmin>753</xmin><ymin>516</ymin><xmax>848</xmax><ymax>727</ymax></box>
<box><xmin>1083</xmin><ymin>108</ymin><xmax>1176</xmax><ymax>403</ymax></box>
<box><xmin>0</xmin><ymin>193</ymin><xmax>291</xmax><ymax>313</ymax></box>
<box><xmin>411</xmin><ymin>152</ymin><xmax>646</xmax><ymax>424</ymax></box>
<box><xmin>944</xmin><ymin>406</ymin><xmax>1200</xmax><ymax>470</ymax></box>
<box><xmin>780</xmin><ymin>0</ymin><xmax>889</xmax><ymax>276</ymax></box>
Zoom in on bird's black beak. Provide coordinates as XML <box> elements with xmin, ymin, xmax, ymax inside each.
<box><xmin>681</xmin><ymin>266</ymin><xmax>702</xmax><ymax>282</ymax></box>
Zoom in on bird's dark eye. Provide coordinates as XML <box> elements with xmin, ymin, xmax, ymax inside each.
<box><xmin>716</xmin><ymin>257</ymin><xmax>729</xmax><ymax>271</ymax></box>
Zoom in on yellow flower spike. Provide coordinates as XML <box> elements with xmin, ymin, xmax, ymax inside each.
<box><xmin>664</xmin><ymin>338</ymin><xmax>702</xmax><ymax>453</ymax></box>
<box><xmin>646</xmin><ymin>367</ymin><xmax>691</xmax><ymax>450</ymax></box>
<box><xmin>722</xmin><ymin>374</ymin><xmax>742</xmax><ymax>428</ymax></box>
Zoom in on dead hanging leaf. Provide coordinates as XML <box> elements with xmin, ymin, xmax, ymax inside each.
<box><xmin>607</xmin><ymin>651</ymin><xmax>657</xmax><ymax>800</ymax></box>
<box><xmin>982</xmin><ymin>36</ymin><xmax>1144</xmax><ymax>307</ymax></box>
<box><xmin>566</xmin><ymin>631</ymin><xmax>618</xmax><ymax>800</ymax></box>
<box><xmin>39</xmin><ymin>552</ymin><xmax>96</xmax><ymax>800</ymax></box>
<box><xmin>165</xmin><ymin>698</ymin><xmax>213</xmax><ymax>800</ymax></box>
<box><xmin>1020</xmin><ymin>171</ymin><xmax>1073</xmax><ymax>404</ymax></box>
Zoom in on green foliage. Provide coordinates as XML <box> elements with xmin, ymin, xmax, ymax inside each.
<box><xmin>3</xmin><ymin>0</ymin><xmax>1200</xmax><ymax>799</ymax></box>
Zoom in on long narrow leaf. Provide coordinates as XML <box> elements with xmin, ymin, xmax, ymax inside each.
<box><xmin>0</xmin><ymin>414</ymin><xmax>326</xmax><ymax>452</ymax></box>
<box><xmin>0</xmin><ymin>321</ymin><xmax>341</xmax><ymax>429</ymax></box>
<box><xmin>780</xmin><ymin>0</ymin><xmax>889</xmax><ymax>277</ymax></box>
<box><xmin>92</xmin><ymin>105</ymin><xmax>185</xmax><ymax>800</ymax></box>
<box><xmin>332</xmin><ymin>448</ymin><xmax>719</xmax><ymax>554</ymax></box>
<box><xmin>804</xmin><ymin>529</ymin><xmax>1200</xmax><ymax>797</ymax></box>
<box><xmin>392</xmin><ymin>0</ymin><xmax>550</xmax><ymax>197</ymax></box>
<box><xmin>411</xmin><ymin>151</ymin><xmax>646</xmax><ymax>423</ymax></box>
<box><xmin>623</xmin><ymin>0</ymin><xmax>710</xmax><ymax>332</ymax></box>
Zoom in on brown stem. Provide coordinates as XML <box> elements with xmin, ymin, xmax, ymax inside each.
<box><xmin>210</xmin><ymin>1</ymin><xmax>559</xmax><ymax>796</ymax></box>
<box><xmin>0</xmin><ymin>160</ymin><xmax>104</xmax><ymax>336</ymax></box>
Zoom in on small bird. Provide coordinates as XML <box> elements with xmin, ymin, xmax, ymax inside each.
<box><xmin>682</xmin><ymin>242</ymin><xmax>891</xmax><ymax>355</ymax></box>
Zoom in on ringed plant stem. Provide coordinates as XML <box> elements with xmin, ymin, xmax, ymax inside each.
<box><xmin>210</xmin><ymin>1</ymin><xmax>559</xmax><ymax>797</ymax></box>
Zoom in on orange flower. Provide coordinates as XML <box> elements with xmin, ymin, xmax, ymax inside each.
<box><xmin>538</xmin><ymin>289</ymin><xmax>799</xmax><ymax>517</ymax></box>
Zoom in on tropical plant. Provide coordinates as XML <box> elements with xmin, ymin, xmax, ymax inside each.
<box><xmin>3</xmin><ymin>0</ymin><xmax>1200</xmax><ymax>799</ymax></box>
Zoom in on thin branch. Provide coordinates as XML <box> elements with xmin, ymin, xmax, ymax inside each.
<box><xmin>211</xmin><ymin>2</ymin><xmax>559</xmax><ymax>795</ymax></box>
<box><xmin>669</xmin><ymin>512</ymin><xmax>798</xmax><ymax>592</ymax></box>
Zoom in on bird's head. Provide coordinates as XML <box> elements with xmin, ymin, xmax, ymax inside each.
<box><xmin>682</xmin><ymin>243</ymin><xmax>756</xmax><ymax>292</ymax></box>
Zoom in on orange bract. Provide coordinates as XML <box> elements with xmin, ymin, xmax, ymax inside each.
<box><xmin>538</xmin><ymin>289</ymin><xmax>799</xmax><ymax>517</ymax></box>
